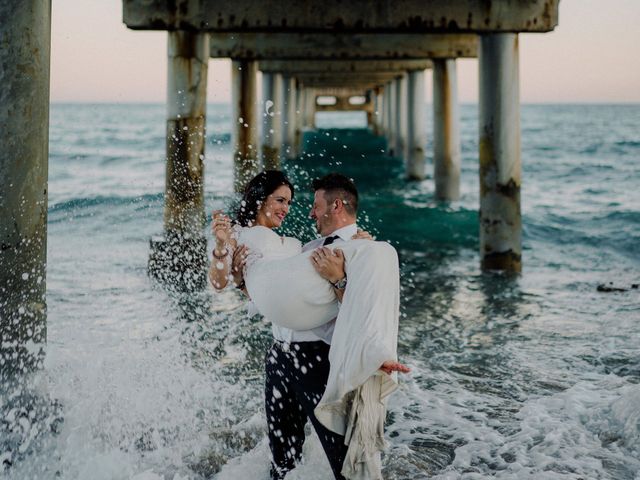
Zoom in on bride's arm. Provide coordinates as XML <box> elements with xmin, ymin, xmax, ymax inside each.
<box><xmin>208</xmin><ymin>210</ymin><xmax>237</xmax><ymax>290</ymax></box>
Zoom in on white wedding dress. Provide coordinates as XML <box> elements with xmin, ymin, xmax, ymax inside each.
<box><xmin>236</xmin><ymin>225</ymin><xmax>401</xmax><ymax>480</ymax></box>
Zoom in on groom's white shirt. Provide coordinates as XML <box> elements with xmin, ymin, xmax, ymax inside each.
<box><xmin>272</xmin><ymin>223</ymin><xmax>358</xmax><ymax>345</ymax></box>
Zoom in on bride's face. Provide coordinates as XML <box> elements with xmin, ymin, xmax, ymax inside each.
<box><xmin>256</xmin><ymin>185</ymin><xmax>292</xmax><ymax>229</ymax></box>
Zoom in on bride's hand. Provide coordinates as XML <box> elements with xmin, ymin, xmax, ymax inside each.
<box><xmin>380</xmin><ymin>360</ymin><xmax>411</xmax><ymax>375</ymax></box>
<box><xmin>352</xmin><ymin>229</ymin><xmax>374</xmax><ymax>241</ymax></box>
<box><xmin>212</xmin><ymin>210</ymin><xmax>232</xmax><ymax>246</ymax></box>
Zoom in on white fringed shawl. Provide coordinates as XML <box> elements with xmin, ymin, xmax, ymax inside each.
<box><xmin>314</xmin><ymin>240</ymin><xmax>400</xmax><ymax>479</ymax></box>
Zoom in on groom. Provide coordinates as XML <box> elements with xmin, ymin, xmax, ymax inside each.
<box><xmin>233</xmin><ymin>173</ymin><xmax>359</xmax><ymax>479</ymax></box>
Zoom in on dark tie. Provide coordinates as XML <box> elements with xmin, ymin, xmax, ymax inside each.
<box><xmin>322</xmin><ymin>235</ymin><xmax>339</xmax><ymax>246</ymax></box>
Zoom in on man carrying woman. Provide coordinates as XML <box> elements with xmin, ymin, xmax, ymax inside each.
<box><xmin>209</xmin><ymin>171</ymin><xmax>408</xmax><ymax>480</ymax></box>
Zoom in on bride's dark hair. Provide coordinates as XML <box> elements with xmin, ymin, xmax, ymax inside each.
<box><xmin>235</xmin><ymin>170</ymin><xmax>295</xmax><ymax>227</ymax></box>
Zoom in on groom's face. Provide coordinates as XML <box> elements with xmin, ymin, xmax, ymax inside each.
<box><xmin>310</xmin><ymin>189</ymin><xmax>335</xmax><ymax>236</ymax></box>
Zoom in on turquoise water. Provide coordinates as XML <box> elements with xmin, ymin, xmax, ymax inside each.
<box><xmin>4</xmin><ymin>103</ymin><xmax>640</xmax><ymax>479</ymax></box>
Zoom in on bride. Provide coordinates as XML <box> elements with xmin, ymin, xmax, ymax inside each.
<box><xmin>209</xmin><ymin>170</ymin><xmax>408</xmax><ymax>479</ymax></box>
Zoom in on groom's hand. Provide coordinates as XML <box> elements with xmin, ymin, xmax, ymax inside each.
<box><xmin>311</xmin><ymin>247</ymin><xmax>345</xmax><ymax>284</ymax></box>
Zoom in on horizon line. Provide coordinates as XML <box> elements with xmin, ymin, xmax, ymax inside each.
<box><xmin>50</xmin><ymin>100</ymin><xmax>640</xmax><ymax>106</ymax></box>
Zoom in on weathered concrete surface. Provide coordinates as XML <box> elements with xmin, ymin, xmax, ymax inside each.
<box><xmin>315</xmin><ymin>87</ymin><xmax>369</xmax><ymax>97</ymax></box>
<box><xmin>386</xmin><ymin>80</ymin><xmax>397</xmax><ymax>155</ymax></box>
<box><xmin>294</xmin><ymin>84</ymin><xmax>304</xmax><ymax>152</ymax></box>
<box><xmin>394</xmin><ymin>75</ymin><xmax>407</xmax><ymax>158</ymax></box>
<box><xmin>282</xmin><ymin>76</ymin><xmax>298</xmax><ymax>160</ymax></box>
<box><xmin>371</xmin><ymin>87</ymin><xmax>383</xmax><ymax>135</ymax></box>
<box><xmin>302</xmin><ymin>88</ymin><xmax>316</xmax><ymax>128</ymax></box>
<box><xmin>210</xmin><ymin>33</ymin><xmax>477</xmax><ymax>60</ymax></box>
<box><xmin>433</xmin><ymin>59</ymin><xmax>461</xmax><ymax>199</ymax></box>
<box><xmin>124</xmin><ymin>1</ymin><xmax>559</xmax><ymax>33</ymax></box>
<box><xmin>406</xmin><ymin>69</ymin><xmax>427</xmax><ymax>179</ymax></box>
<box><xmin>261</xmin><ymin>72</ymin><xmax>283</xmax><ymax>169</ymax></box>
<box><xmin>479</xmin><ymin>33</ymin><xmax>521</xmax><ymax>272</ymax></box>
<box><xmin>149</xmin><ymin>31</ymin><xmax>209</xmax><ymax>290</ymax></box>
<box><xmin>0</xmin><ymin>0</ymin><xmax>51</xmax><ymax>378</ymax></box>
<box><xmin>164</xmin><ymin>31</ymin><xmax>209</xmax><ymax>233</ymax></box>
<box><xmin>296</xmin><ymin>72</ymin><xmax>401</xmax><ymax>89</ymax></box>
<box><xmin>315</xmin><ymin>93</ymin><xmax>373</xmax><ymax>113</ymax></box>
<box><xmin>259</xmin><ymin>59</ymin><xmax>433</xmax><ymax>73</ymax></box>
<box><xmin>232</xmin><ymin>60</ymin><xmax>259</xmax><ymax>192</ymax></box>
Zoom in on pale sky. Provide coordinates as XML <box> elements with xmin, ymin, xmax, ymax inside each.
<box><xmin>50</xmin><ymin>0</ymin><xmax>640</xmax><ymax>103</ymax></box>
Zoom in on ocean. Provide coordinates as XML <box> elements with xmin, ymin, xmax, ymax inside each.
<box><xmin>4</xmin><ymin>103</ymin><xmax>640</xmax><ymax>479</ymax></box>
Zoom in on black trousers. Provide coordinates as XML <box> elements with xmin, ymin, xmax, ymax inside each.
<box><xmin>265</xmin><ymin>341</ymin><xmax>348</xmax><ymax>480</ymax></box>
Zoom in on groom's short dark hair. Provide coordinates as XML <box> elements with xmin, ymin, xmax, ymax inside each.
<box><xmin>312</xmin><ymin>173</ymin><xmax>358</xmax><ymax>215</ymax></box>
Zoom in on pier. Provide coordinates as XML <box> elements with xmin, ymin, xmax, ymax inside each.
<box><xmin>0</xmin><ymin>0</ymin><xmax>560</xmax><ymax>375</ymax></box>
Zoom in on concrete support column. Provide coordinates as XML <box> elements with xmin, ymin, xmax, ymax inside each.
<box><xmin>295</xmin><ymin>83</ymin><xmax>305</xmax><ymax>154</ymax></box>
<box><xmin>386</xmin><ymin>81</ymin><xmax>397</xmax><ymax>155</ymax></box>
<box><xmin>303</xmin><ymin>88</ymin><xmax>316</xmax><ymax>129</ymax></box>
<box><xmin>261</xmin><ymin>72</ymin><xmax>283</xmax><ymax>170</ymax></box>
<box><xmin>380</xmin><ymin>86</ymin><xmax>387</xmax><ymax>136</ymax></box>
<box><xmin>149</xmin><ymin>31</ymin><xmax>209</xmax><ymax>289</ymax></box>
<box><xmin>433</xmin><ymin>59</ymin><xmax>461</xmax><ymax>199</ymax></box>
<box><xmin>374</xmin><ymin>87</ymin><xmax>384</xmax><ymax>136</ymax></box>
<box><xmin>406</xmin><ymin>69</ymin><xmax>427</xmax><ymax>180</ymax></box>
<box><xmin>231</xmin><ymin>59</ymin><xmax>259</xmax><ymax>192</ymax></box>
<box><xmin>479</xmin><ymin>33</ymin><xmax>521</xmax><ymax>272</ymax></box>
<box><xmin>394</xmin><ymin>75</ymin><xmax>407</xmax><ymax>158</ymax></box>
<box><xmin>0</xmin><ymin>0</ymin><xmax>51</xmax><ymax>379</ymax></box>
<box><xmin>365</xmin><ymin>90</ymin><xmax>374</xmax><ymax>130</ymax></box>
<box><xmin>282</xmin><ymin>76</ymin><xmax>297</xmax><ymax>160</ymax></box>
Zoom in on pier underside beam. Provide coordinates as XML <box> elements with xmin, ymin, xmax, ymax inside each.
<box><xmin>479</xmin><ymin>33</ymin><xmax>521</xmax><ymax>272</ymax></box>
<box><xmin>209</xmin><ymin>33</ymin><xmax>477</xmax><ymax>60</ymax></box>
<box><xmin>124</xmin><ymin>1</ymin><xmax>559</xmax><ymax>33</ymax></box>
<box><xmin>262</xmin><ymin>72</ymin><xmax>283</xmax><ymax>170</ymax></box>
<box><xmin>295</xmin><ymin>72</ymin><xmax>401</xmax><ymax>88</ymax></box>
<box><xmin>0</xmin><ymin>0</ymin><xmax>51</xmax><ymax>379</ymax></box>
<box><xmin>149</xmin><ymin>31</ymin><xmax>209</xmax><ymax>290</ymax></box>
<box><xmin>406</xmin><ymin>69</ymin><xmax>427</xmax><ymax>180</ymax></box>
<box><xmin>259</xmin><ymin>60</ymin><xmax>433</xmax><ymax>74</ymax></box>
<box><xmin>232</xmin><ymin>59</ymin><xmax>259</xmax><ymax>192</ymax></box>
<box><xmin>433</xmin><ymin>59</ymin><xmax>461</xmax><ymax>200</ymax></box>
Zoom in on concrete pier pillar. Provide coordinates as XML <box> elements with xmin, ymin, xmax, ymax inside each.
<box><xmin>149</xmin><ymin>31</ymin><xmax>209</xmax><ymax>289</ymax></box>
<box><xmin>303</xmin><ymin>88</ymin><xmax>316</xmax><ymax>129</ymax></box>
<box><xmin>232</xmin><ymin>59</ymin><xmax>259</xmax><ymax>192</ymax></box>
<box><xmin>479</xmin><ymin>33</ymin><xmax>521</xmax><ymax>272</ymax></box>
<box><xmin>406</xmin><ymin>69</ymin><xmax>427</xmax><ymax>180</ymax></box>
<box><xmin>380</xmin><ymin>86</ymin><xmax>388</xmax><ymax>136</ymax></box>
<box><xmin>0</xmin><ymin>0</ymin><xmax>51</xmax><ymax>379</ymax></box>
<box><xmin>394</xmin><ymin>75</ymin><xmax>407</xmax><ymax>158</ymax></box>
<box><xmin>365</xmin><ymin>91</ymin><xmax>374</xmax><ymax>130</ymax></box>
<box><xmin>375</xmin><ymin>87</ymin><xmax>384</xmax><ymax>136</ymax></box>
<box><xmin>261</xmin><ymin>72</ymin><xmax>283</xmax><ymax>170</ymax></box>
<box><xmin>282</xmin><ymin>76</ymin><xmax>297</xmax><ymax>160</ymax></box>
<box><xmin>295</xmin><ymin>83</ymin><xmax>305</xmax><ymax>154</ymax></box>
<box><xmin>433</xmin><ymin>59</ymin><xmax>461</xmax><ymax>199</ymax></box>
<box><xmin>386</xmin><ymin>81</ymin><xmax>397</xmax><ymax>155</ymax></box>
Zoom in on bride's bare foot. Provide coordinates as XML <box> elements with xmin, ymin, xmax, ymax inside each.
<box><xmin>380</xmin><ymin>360</ymin><xmax>411</xmax><ymax>375</ymax></box>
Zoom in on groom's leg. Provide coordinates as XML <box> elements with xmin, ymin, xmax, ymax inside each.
<box><xmin>265</xmin><ymin>343</ymin><xmax>307</xmax><ymax>479</ymax></box>
<box><xmin>289</xmin><ymin>341</ymin><xmax>348</xmax><ymax>480</ymax></box>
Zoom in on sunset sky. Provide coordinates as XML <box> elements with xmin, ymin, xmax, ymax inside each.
<box><xmin>50</xmin><ymin>0</ymin><xmax>640</xmax><ymax>104</ymax></box>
